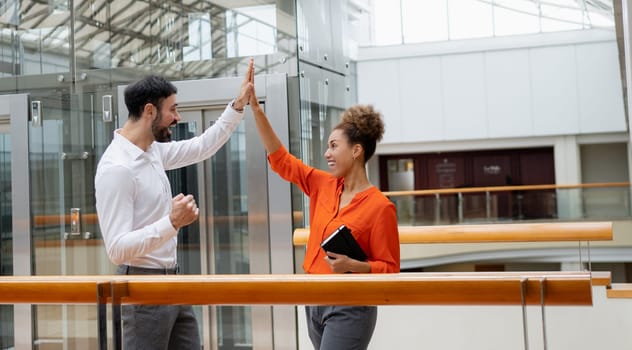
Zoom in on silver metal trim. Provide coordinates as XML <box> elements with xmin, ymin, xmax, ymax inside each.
<box><xmin>175</xmin><ymin>108</ymin><xmax>216</xmax><ymax>350</ymax></box>
<box><xmin>7</xmin><ymin>94</ymin><xmax>33</xmax><ymax>349</ymax></box>
<box><xmin>520</xmin><ymin>278</ymin><xmax>529</xmax><ymax>350</ymax></box>
<box><xmin>540</xmin><ymin>277</ymin><xmax>548</xmax><ymax>350</ymax></box>
<box><xmin>246</xmin><ymin>104</ymin><xmax>274</xmax><ymax>348</ymax></box>
<box><xmin>259</xmin><ymin>74</ymin><xmax>298</xmax><ymax>349</ymax></box>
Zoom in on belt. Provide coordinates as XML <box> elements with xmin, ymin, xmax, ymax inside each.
<box><xmin>119</xmin><ymin>264</ymin><xmax>180</xmax><ymax>275</ymax></box>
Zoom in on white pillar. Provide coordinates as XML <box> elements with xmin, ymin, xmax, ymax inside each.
<box><xmin>621</xmin><ymin>0</ymin><xmax>632</xmax><ymax>210</ymax></box>
<box><xmin>554</xmin><ymin>136</ymin><xmax>582</xmax><ymax>219</ymax></box>
<box><xmin>560</xmin><ymin>261</ymin><xmax>585</xmax><ymax>272</ymax></box>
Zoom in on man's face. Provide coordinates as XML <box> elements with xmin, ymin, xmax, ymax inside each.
<box><xmin>151</xmin><ymin>94</ymin><xmax>179</xmax><ymax>142</ymax></box>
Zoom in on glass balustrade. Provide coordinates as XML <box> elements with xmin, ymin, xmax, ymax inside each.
<box><xmin>387</xmin><ymin>184</ymin><xmax>631</xmax><ymax>226</ymax></box>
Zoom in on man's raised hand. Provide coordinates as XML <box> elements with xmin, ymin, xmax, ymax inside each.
<box><xmin>233</xmin><ymin>58</ymin><xmax>255</xmax><ymax>111</ymax></box>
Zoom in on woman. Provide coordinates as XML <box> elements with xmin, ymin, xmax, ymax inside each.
<box><xmin>249</xmin><ymin>82</ymin><xmax>400</xmax><ymax>349</ymax></box>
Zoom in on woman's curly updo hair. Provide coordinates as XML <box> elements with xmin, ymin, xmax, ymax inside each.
<box><xmin>334</xmin><ymin>104</ymin><xmax>385</xmax><ymax>163</ymax></box>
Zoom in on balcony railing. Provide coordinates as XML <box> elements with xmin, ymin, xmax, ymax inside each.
<box><xmin>382</xmin><ymin>182</ymin><xmax>631</xmax><ymax>225</ymax></box>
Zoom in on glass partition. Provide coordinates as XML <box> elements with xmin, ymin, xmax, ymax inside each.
<box><xmin>387</xmin><ymin>185</ymin><xmax>631</xmax><ymax>225</ymax></box>
<box><xmin>295</xmin><ymin>64</ymin><xmax>347</xmax><ymax>229</ymax></box>
<box><xmin>170</xmin><ymin>107</ymin><xmax>255</xmax><ymax>349</ymax></box>
<box><xmin>1</xmin><ymin>1</ymin><xmax>299</xmax><ymax>80</ymax></box>
<box><xmin>26</xmin><ymin>87</ymin><xmax>116</xmax><ymax>348</ymax></box>
<box><xmin>369</xmin><ymin>0</ymin><xmax>615</xmax><ymax>46</ymax></box>
<box><xmin>169</xmin><ymin>110</ymin><xmax>255</xmax><ymax>349</ymax></box>
<box><xmin>0</xmin><ymin>1</ymin><xmax>72</xmax><ymax>76</ymax></box>
<box><xmin>209</xmin><ymin>119</ymin><xmax>253</xmax><ymax>349</ymax></box>
<box><xmin>166</xmin><ymin>121</ymin><xmax>203</xmax><ymax>275</ymax></box>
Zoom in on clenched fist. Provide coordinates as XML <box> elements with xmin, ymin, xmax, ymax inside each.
<box><xmin>169</xmin><ymin>193</ymin><xmax>199</xmax><ymax>230</ymax></box>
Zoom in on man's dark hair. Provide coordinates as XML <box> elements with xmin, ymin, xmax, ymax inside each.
<box><xmin>124</xmin><ymin>75</ymin><xmax>177</xmax><ymax>121</ymax></box>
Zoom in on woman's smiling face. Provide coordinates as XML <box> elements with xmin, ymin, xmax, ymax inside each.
<box><xmin>324</xmin><ymin>129</ymin><xmax>355</xmax><ymax>178</ymax></box>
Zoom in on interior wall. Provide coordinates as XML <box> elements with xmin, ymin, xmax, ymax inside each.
<box><xmin>357</xmin><ymin>30</ymin><xmax>626</xmax><ymax>146</ymax></box>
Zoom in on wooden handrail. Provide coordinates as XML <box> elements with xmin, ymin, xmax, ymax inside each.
<box><xmin>0</xmin><ymin>272</ymin><xmax>594</xmax><ymax>306</ymax></box>
<box><xmin>30</xmin><ymin>183</ymin><xmax>628</xmax><ymax>227</ymax></box>
<box><xmin>383</xmin><ymin>182</ymin><xmax>630</xmax><ymax>197</ymax></box>
<box><xmin>590</xmin><ymin>271</ymin><xmax>612</xmax><ymax>287</ymax></box>
<box><xmin>0</xmin><ymin>276</ymin><xmax>114</xmax><ymax>304</ymax></box>
<box><xmin>32</xmin><ymin>214</ymin><xmax>247</xmax><ymax>227</ymax></box>
<box><xmin>292</xmin><ymin>222</ymin><xmax>613</xmax><ymax>246</ymax></box>
<box><xmin>606</xmin><ymin>283</ymin><xmax>632</xmax><ymax>298</ymax></box>
<box><xmin>33</xmin><ymin>213</ymin><xmax>99</xmax><ymax>226</ymax></box>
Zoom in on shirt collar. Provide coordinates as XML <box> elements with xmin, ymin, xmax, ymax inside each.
<box><xmin>113</xmin><ymin>129</ymin><xmax>146</xmax><ymax>160</ymax></box>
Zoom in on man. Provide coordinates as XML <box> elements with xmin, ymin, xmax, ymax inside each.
<box><xmin>95</xmin><ymin>59</ymin><xmax>254</xmax><ymax>349</ymax></box>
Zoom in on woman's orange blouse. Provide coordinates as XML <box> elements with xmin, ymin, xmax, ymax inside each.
<box><xmin>268</xmin><ymin>146</ymin><xmax>400</xmax><ymax>274</ymax></box>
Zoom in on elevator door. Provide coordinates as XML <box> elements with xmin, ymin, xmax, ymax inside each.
<box><xmin>171</xmin><ymin>106</ymin><xmax>270</xmax><ymax>350</ymax></box>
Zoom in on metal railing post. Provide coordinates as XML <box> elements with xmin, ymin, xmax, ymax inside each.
<box><xmin>97</xmin><ymin>282</ymin><xmax>110</xmax><ymax>350</ymax></box>
<box><xmin>520</xmin><ymin>278</ymin><xmax>529</xmax><ymax>350</ymax></box>
<box><xmin>486</xmin><ymin>191</ymin><xmax>491</xmax><ymax>220</ymax></box>
<box><xmin>111</xmin><ymin>281</ymin><xmax>128</xmax><ymax>350</ymax></box>
<box><xmin>540</xmin><ymin>277</ymin><xmax>548</xmax><ymax>350</ymax></box>
<box><xmin>434</xmin><ymin>193</ymin><xmax>441</xmax><ymax>224</ymax></box>
<box><xmin>458</xmin><ymin>192</ymin><xmax>463</xmax><ymax>223</ymax></box>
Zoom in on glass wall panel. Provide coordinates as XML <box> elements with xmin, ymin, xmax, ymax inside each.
<box><xmin>226</xmin><ymin>5</ymin><xmax>277</xmax><ymax>58</ymax></box>
<box><xmin>152</xmin><ymin>2</ymin><xmax>185</xmax><ymax>65</ymax></box>
<box><xmin>169</xmin><ymin>106</ymin><xmax>256</xmax><ymax>349</ymax></box>
<box><xmin>402</xmin><ymin>0</ymin><xmax>448</xmax><ymax>43</ymax></box>
<box><xmin>368</xmin><ymin>0</ymin><xmax>614</xmax><ymax>46</ymax></box>
<box><xmin>28</xmin><ymin>90</ymin><xmax>105</xmax><ymax>255</ymax></box>
<box><xmin>372</xmin><ymin>0</ymin><xmax>402</xmax><ymax>46</ymax></box>
<box><xmin>104</xmin><ymin>0</ymin><xmax>188</xmax><ymax>67</ymax></box>
<box><xmin>108</xmin><ymin>0</ymin><xmax>154</xmax><ymax>67</ymax></box>
<box><xmin>0</xmin><ymin>1</ymin><xmax>298</xmax><ymax>80</ymax></box>
<box><xmin>167</xmin><ymin>121</ymin><xmax>202</xmax><ymax>275</ymax></box>
<box><xmin>184</xmin><ymin>12</ymin><xmax>213</xmax><ymax>62</ymax></box>
<box><xmin>448</xmin><ymin>0</ymin><xmax>493</xmax><ymax>40</ymax></box>
<box><xmin>493</xmin><ymin>0</ymin><xmax>540</xmax><ymax>36</ymax></box>
<box><xmin>73</xmin><ymin>0</ymin><xmax>295</xmax><ymax>74</ymax></box>
<box><xmin>18</xmin><ymin>0</ymin><xmax>72</xmax><ymax>76</ymax></box>
<box><xmin>295</xmin><ymin>64</ymin><xmax>347</xmax><ymax>231</ymax></box>
<box><xmin>27</xmin><ymin>87</ymin><xmax>115</xmax><ymax>348</ymax></box>
<box><xmin>211</xmin><ymin>119</ymin><xmax>252</xmax><ymax>349</ymax></box>
<box><xmin>74</xmin><ymin>0</ymin><xmax>114</xmax><ymax>70</ymax></box>
<box><xmin>540</xmin><ymin>3</ymin><xmax>585</xmax><ymax>32</ymax></box>
<box><xmin>28</xmin><ymin>92</ymin><xmax>77</xmax><ymax>347</ymax></box>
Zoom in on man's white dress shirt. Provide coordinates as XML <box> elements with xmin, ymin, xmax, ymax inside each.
<box><xmin>95</xmin><ymin>103</ymin><xmax>243</xmax><ymax>269</ymax></box>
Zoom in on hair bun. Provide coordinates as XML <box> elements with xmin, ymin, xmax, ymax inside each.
<box><xmin>340</xmin><ymin>104</ymin><xmax>384</xmax><ymax>142</ymax></box>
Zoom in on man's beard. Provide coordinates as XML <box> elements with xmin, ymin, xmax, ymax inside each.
<box><xmin>151</xmin><ymin>110</ymin><xmax>172</xmax><ymax>142</ymax></box>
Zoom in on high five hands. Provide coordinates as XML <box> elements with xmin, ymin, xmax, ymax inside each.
<box><xmin>233</xmin><ymin>58</ymin><xmax>255</xmax><ymax>111</ymax></box>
